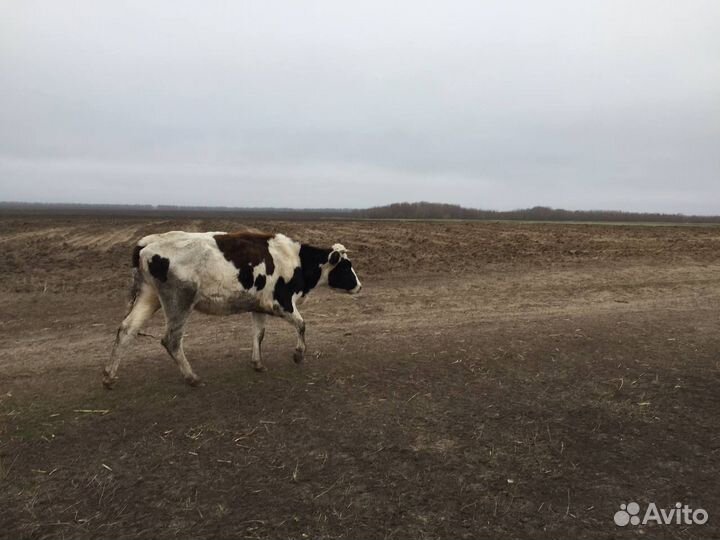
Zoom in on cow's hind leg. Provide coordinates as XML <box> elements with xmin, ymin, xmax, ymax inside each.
<box><xmin>159</xmin><ymin>287</ymin><xmax>201</xmax><ymax>386</ymax></box>
<box><xmin>103</xmin><ymin>285</ymin><xmax>160</xmax><ymax>388</ymax></box>
<box><xmin>251</xmin><ymin>313</ymin><xmax>267</xmax><ymax>372</ymax></box>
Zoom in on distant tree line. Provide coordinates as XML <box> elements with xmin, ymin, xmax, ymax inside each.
<box><xmin>349</xmin><ymin>202</ymin><xmax>720</xmax><ymax>223</ymax></box>
<box><xmin>2</xmin><ymin>201</ymin><xmax>719</xmax><ymax>223</ymax></box>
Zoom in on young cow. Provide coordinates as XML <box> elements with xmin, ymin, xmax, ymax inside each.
<box><xmin>103</xmin><ymin>231</ymin><xmax>362</xmax><ymax>388</ymax></box>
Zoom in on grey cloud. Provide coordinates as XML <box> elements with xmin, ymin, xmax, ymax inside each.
<box><xmin>1</xmin><ymin>1</ymin><xmax>719</xmax><ymax>212</ymax></box>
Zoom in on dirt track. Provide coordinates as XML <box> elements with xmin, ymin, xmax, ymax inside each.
<box><xmin>1</xmin><ymin>215</ymin><xmax>720</xmax><ymax>539</ymax></box>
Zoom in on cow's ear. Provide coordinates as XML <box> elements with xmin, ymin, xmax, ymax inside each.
<box><xmin>328</xmin><ymin>251</ymin><xmax>341</xmax><ymax>265</ymax></box>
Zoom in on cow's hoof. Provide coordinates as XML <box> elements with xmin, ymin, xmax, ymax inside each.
<box><xmin>102</xmin><ymin>372</ymin><xmax>116</xmax><ymax>389</ymax></box>
<box><xmin>253</xmin><ymin>364</ymin><xmax>267</xmax><ymax>373</ymax></box>
<box><xmin>185</xmin><ymin>375</ymin><xmax>202</xmax><ymax>387</ymax></box>
<box><xmin>293</xmin><ymin>350</ymin><xmax>304</xmax><ymax>364</ymax></box>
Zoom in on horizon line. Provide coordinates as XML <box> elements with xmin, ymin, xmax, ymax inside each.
<box><xmin>2</xmin><ymin>200</ymin><xmax>720</xmax><ymax>218</ymax></box>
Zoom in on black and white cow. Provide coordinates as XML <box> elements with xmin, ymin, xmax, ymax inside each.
<box><xmin>103</xmin><ymin>231</ymin><xmax>362</xmax><ymax>388</ymax></box>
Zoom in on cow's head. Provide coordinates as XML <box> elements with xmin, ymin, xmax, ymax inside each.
<box><xmin>327</xmin><ymin>243</ymin><xmax>362</xmax><ymax>294</ymax></box>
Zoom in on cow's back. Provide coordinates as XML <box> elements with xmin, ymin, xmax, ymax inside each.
<box><xmin>137</xmin><ymin>231</ymin><xmax>233</xmax><ymax>286</ymax></box>
<box><xmin>137</xmin><ymin>231</ymin><xmax>226</xmax><ymax>250</ymax></box>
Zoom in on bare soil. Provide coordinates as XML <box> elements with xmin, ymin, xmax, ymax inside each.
<box><xmin>1</xmin><ymin>215</ymin><xmax>720</xmax><ymax>539</ymax></box>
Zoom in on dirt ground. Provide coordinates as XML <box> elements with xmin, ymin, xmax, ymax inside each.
<box><xmin>1</xmin><ymin>215</ymin><xmax>719</xmax><ymax>539</ymax></box>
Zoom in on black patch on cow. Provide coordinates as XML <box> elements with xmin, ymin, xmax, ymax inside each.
<box><xmin>254</xmin><ymin>274</ymin><xmax>266</xmax><ymax>291</ymax></box>
<box><xmin>148</xmin><ymin>255</ymin><xmax>170</xmax><ymax>283</ymax></box>
<box><xmin>238</xmin><ymin>264</ymin><xmax>255</xmax><ymax>289</ymax></box>
<box><xmin>273</xmin><ymin>267</ymin><xmax>304</xmax><ymax>313</ymax></box>
<box><xmin>328</xmin><ymin>258</ymin><xmax>358</xmax><ymax>291</ymax></box>
<box><xmin>132</xmin><ymin>245</ymin><xmax>142</xmax><ymax>268</ymax></box>
<box><xmin>272</xmin><ymin>245</ymin><xmax>334</xmax><ymax>312</ymax></box>
<box><xmin>214</xmin><ymin>232</ymin><xmax>275</xmax><ymax>278</ymax></box>
<box><xmin>299</xmin><ymin>244</ymin><xmax>332</xmax><ymax>294</ymax></box>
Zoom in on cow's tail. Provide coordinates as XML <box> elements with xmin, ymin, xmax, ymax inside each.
<box><xmin>126</xmin><ymin>244</ymin><xmax>146</xmax><ymax>315</ymax></box>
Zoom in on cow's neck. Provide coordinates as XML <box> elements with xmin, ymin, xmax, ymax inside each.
<box><xmin>297</xmin><ymin>244</ymin><xmax>331</xmax><ymax>295</ymax></box>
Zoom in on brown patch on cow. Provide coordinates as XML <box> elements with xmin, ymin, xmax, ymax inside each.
<box><xmin>214</xmin><ymin>232</ymin><xmax>276</xmax><ymax>275</ymax></box>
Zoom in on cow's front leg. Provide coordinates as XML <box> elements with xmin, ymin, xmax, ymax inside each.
<box><xmin>250</xmin><ymin>312</ymin><xmax>267</xmax><ymax>372</ymax></box>
<box><xmin>282</xmin><ymin>308</ymin><xmax>306</xmax><ymax>364</ymax></box>
<box><xmin>293</xmin><ymin>315</ymin><xmax>306</xmax><ymax>363</ymax></box>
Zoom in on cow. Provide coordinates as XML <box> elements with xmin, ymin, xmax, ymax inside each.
<box><xmin>102</xmin><ymin>230</ymin><xmax>362</xmax><ymax>388</ymax></box>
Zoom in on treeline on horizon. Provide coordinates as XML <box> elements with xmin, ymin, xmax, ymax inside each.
<box><xmin>350</xmin><ymin>202</ymin><xmax>720</xmax><ymax>223</ymax></box>
<box><xmin>2</xmin><ymin>201</ymin><xmax>719</xmax><ymax>223</ymax></box>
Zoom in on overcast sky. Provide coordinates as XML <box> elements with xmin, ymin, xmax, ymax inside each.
<box><xmin>1</xmin><ymin>1</ymin><xmax>719</xmax><ymax>212</ymax></box>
